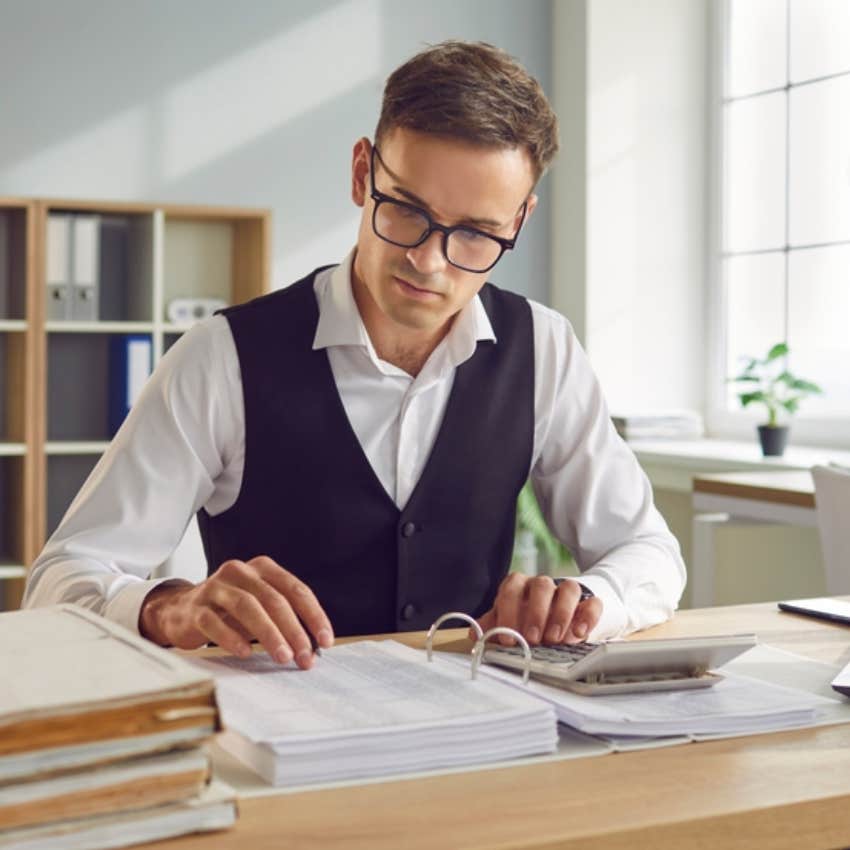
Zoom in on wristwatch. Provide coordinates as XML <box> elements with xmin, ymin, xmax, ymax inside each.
<box><xmin>552</xmin><ymin>577</ymin><xmax>595</xmax><ymax>601</ymax></box>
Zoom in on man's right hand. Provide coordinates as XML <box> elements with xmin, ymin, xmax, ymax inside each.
<box><xmin>138</xmin><ymin>556</ymin><xmax>334</xmax><ymax>670</ymax></box>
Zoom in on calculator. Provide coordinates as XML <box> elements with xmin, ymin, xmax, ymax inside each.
<box><xmin>482</xmin><ymin>633</ymin><xmax>758</xmax><ymax>695</ymax></box>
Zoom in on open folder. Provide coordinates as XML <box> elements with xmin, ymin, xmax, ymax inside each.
<box><xmin>192</xmin><ymin>635</ymin><xmax>839</xmax><ymax>788</ymax></box>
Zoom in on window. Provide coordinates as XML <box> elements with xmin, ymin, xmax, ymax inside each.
<box><xmin>712</xmin><ymin>0</ymin><xmax>850</xmax><ymax>443</ymax></box>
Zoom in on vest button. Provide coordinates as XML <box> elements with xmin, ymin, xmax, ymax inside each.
<box><xmin>401</xmin><ymin>602</ymin><xmax>416</xmax><ymax>621</ymax></box>
<box><xmin>401</xmin><ymin>521</ymin><xmax>417</xmax><ymax>538</ymax></box>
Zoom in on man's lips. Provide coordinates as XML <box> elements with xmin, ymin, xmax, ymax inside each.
<box><xmin>393</xmin><ymin>276</ymin><xmax>442</xmax><ymax>298</ymax></box>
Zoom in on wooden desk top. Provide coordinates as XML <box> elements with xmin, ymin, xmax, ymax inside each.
<box><xmin>154</xmin><ymin>603</ymin><xmax>850</xmax><ymax>850</ymax></box>
<box><xmin>693</xmin><ymin>470</ymin><xmax>816</xmax><ymax>508</ymax></box>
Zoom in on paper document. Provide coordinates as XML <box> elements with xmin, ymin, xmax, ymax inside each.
<box><xmin>193</xmin><ymin>640</ymin><xmax>557</xmax><ymax>786</ymax></box>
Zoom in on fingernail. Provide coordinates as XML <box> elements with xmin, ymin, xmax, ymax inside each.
<box><xmin>274</xmin><ymin>645</ymin><xmax>293</xmax><ymax>664</ymax></box>
<box><xmin>296</xmin><ymin>649</ymin><xmax>313</xmax><ymax>667</ymax></box>
<box><xmin>236</xmin><ymin>642</ymin><xmax>251</xmax><ymax>658</ymax></box>
<box><xmin>574</xmin><ymin>622</ymin><xmax>588</xmax><ymax>639</ymax></box>
<box><xmin>546</xmin><ymin>625</ymin><xmax>562</xmax><ymax>643</ymax></box>
<box><xmin>527</xmin><ymin>627</ymin><xmax>540</xmax><ymax>644</ymax></box>
<box><xmin>317</xmin><ymin>628</ymin><xmax>333</xmax><ymax>648</ymax></box>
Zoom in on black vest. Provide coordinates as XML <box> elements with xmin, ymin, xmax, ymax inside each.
<box><xmin>197</xmin><ymin>267</ymin><xmax>535</xmax><ymax>636</ymax></box>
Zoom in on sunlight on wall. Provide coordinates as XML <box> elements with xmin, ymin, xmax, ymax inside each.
<box><xmin>161</xmin><ymin>0</ymin><xmax>380</xmax><ymax>182</ymax></box>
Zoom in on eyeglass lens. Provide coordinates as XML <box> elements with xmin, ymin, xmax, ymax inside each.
<box><xmin>373</xmin><ymin>200</ymin><xmax>504</xmax><ymax>272</ymax></box>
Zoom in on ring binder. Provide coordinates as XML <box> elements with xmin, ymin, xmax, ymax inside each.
<box><xmin>424</xmin><ymin>611</ymin><xmax>482</xmax><ymax>662</ymax></box>
<box><xmin>473</xmin><ymin>628</ymin><xmax>531</xmax><ymax>684</ymax></box>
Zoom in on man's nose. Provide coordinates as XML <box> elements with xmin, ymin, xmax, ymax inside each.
<box><xmin>405</xmin><ymin>230</ymin><xmax>447</xmax><ymax>275</ymax></box>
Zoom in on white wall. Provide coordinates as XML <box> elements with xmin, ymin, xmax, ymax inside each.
<box><xmin>0</xmin><ymin>0</ymin><xmax>553</xmax><ymax>303</ymax></box>
<box><xmin>551</xmin><ymin>0</ymin><xmax>709</xmax><ymax>412</ymax></box>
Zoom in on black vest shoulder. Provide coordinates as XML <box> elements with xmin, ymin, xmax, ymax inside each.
<box><xmin>198</xmin><ymin>266</ymin><xmax>535</xmax><ymax>636</ymax></box>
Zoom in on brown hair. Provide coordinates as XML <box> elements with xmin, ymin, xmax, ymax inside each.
<box><xmin>375</xmin><ymin>41</ymin><xmax>559</xmax><ymax>182</ymax></box>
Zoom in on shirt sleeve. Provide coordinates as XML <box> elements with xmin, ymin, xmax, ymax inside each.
<box><xmin>22</xmin><ymin>316</ymin><xmax>244</xmax><ymax>635</ymax></box>
<box><xmin>528</xmin><ymin>302</ymin><xmax>687</xmax><ymax>640</ymax></box>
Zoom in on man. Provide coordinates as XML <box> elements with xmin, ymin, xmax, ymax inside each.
<box><xmin>25</xmin><ymin>41</ymin><xmax>685</xmax><ymax>671</ymax></box>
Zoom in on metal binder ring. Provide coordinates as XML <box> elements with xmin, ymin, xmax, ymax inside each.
<box><xmin>472</xmin><ymin>627</ymin><xmax>532</xmax><ymax>685</ymax></box>
<box><xmin>425</xmin><ymin>612</ymin><xmax>484</xmax><ymax>661</ymax></box>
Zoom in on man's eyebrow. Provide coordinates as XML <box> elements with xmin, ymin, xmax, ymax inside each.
<box><xmin>390</xmin><ymin>184</ymin><xmax>505</xmax><ymax>230</ymax></box>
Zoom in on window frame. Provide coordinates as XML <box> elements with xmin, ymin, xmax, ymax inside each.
<box><xmin>705</xmin><ymin>0</ymin><xmax>850</xmax><ymax>451</ymax></box>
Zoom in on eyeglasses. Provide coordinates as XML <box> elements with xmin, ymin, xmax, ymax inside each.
<box><xmin>369</xmin><ymin>146</ymin><xmax>527</xmax><ymax>274</ymax></box>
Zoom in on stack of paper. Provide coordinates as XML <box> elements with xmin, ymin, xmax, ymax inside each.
<box><xmin>0</xmin><ymin>605</ymin><xmax>236</xmax><ymax>849</ymax></box>
<box><xmin>471</xmin><ymin>647</ymin><xmax>837</xmax><ymax>738</ymax></box>
<box><xmin>194</xmin><ymin>640</ymin><xmax>558</xmax><ymax>787</ymax></box>
<box><xmin>611</xmin><ymin>410</ymin><xmax>704</xmax><ymax>440</ymax></box>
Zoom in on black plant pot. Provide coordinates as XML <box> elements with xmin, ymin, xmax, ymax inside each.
<box><xmin>757</xmin><ymin>425</ymin><xmax>789</xmax><ymax>457</ymax></box>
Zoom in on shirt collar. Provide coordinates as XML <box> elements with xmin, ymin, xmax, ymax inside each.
<box><xmin>312</xmin><ymin>248</ymin><xmax>497</xmax><ymax>368</ymax></box>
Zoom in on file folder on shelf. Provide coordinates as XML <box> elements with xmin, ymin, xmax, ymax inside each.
<box><xmin>108</xmin><ymin>334</ymin><xmax>152</xmax><ymax>436</ymax></box>
<box><xmin>69</xmin><ymin>214</ymin><xmax>100</xmax><ymax>321</ymax></box>
<box><xmin>46</xmin><ymin>214</ymin><xmax>71</xmax><ymax>321</ymax></box>
<box><xmin>46</xmin><ymin>213</ymin><xmax>101</xmax><ymax>321</ymax></box>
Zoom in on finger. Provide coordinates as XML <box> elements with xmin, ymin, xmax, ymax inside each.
<box><xmin>250</xmin><ymin>556</ymin><xmax>335</xmax><ymax>651</ymax></box>
<box><xmin>519</xmin><ymin>576</ymin><xmax>558</xmax><ymax>645</ymax></box>
<box><xmin>493</xmin><ymin>573</ymin><xmax>529</xmax><ymax>645</ymax></box>
<box><xmin>213</xmin><ymin>559</ymin><xmax>315</xmax><ymax>669</ymax></box>
<box><xmin>190</xmin><ymin>605</ymin><xmax>252</xmax><ymax>659</ymax></box>
<box><xmin>566</xmin><ymin>596</ymin><xmax>603</xmax><ymax>643</ymax></box>
<box><xmin>204</xmin><ymin>570</ymin><xmax>295</xmax><ymax>665</ymax></box>
<box><xmin>543</xmin><ymin>580</ymin><xmax>583</xmax><ymax>644</ymax></box>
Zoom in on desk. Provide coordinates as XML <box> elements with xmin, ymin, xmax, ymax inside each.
<box><xmin>148</xmin><ymin>602</ymin><xmax>850</xmax><ymax>850</ymax></box>
<box><xmin>691</xmin><ymin>471</ymin><xmax>817</xmax><ymax>607</ymax></box>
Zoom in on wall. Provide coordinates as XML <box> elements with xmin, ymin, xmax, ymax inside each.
<box><xmin>0</xmin><ymin>0</ymin><xmax>553</xmax><ymax>302</ymax></box>
<box><xmin>551</xmin><ymin>0</ymin><xmax>708</xmax><ymax>412</ymax></box>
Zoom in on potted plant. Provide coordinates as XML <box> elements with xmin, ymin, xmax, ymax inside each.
<box><xmin>514</xmin><ymin>482</ymin><xmax>574</xmax><ymax>576</ymax></box>
<box><xmin>728</xmin><ymin>342</ymin><xmax>823</xmax><ymax>457</ymax></box>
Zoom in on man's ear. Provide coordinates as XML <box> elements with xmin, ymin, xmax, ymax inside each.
<box><xmin>351</xmin><ymin>137</ymin><xmax>372</xmax><ymax>207</ymax></box>
<box><xmin>523</xmin><ymin>193</ymin><xmax>539</xmax><ymax>223</ymax></box>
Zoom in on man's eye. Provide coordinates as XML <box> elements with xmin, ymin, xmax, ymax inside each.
<box><xmin>455</xmin><ymin>228</ymin><xmax>487</xmax><ymax>243</ymax></box>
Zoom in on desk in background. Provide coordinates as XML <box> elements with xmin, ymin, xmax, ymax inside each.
<box><xmin>691</xmin><ymin>470</ymin><xmax>816</xmax><ymax>607</ymax></box>
<box><xmin>149</xmin><ymin>602</ymin><xmax>850</xmax><ymax>850</ymax></box>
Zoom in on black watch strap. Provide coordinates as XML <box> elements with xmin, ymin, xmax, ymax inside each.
<box><xmin>552</xmin><ymin>577</ymin><xmax>595</xmax><ymax>601</ymax></box>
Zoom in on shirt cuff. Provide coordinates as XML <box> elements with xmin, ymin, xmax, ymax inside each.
<box><xmin>102</xmin><ymin>576</ymin><xmax>188</xmax><ymax>636</ymax></box>
<box><xmin>572</xmin><ymin>574</ymin><xmax>629</xmax><ymax>641</ymax></box>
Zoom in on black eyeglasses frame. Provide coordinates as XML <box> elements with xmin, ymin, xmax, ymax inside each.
<box><xmin>368</xmin><ymin>145</ymin><xmax>527</xmax><ymax>274</ymax></box>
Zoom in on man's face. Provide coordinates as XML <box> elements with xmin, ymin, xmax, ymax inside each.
<box><xmin>350</xmin><ymin>128</ymin><xmax>537</xmax><ymax>339</ymax></box>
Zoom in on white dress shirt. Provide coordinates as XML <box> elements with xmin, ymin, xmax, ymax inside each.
<box><xmin>24</xmin><ymin>250</ymin><xmax>686</xmax><ymax>639</ymax></box>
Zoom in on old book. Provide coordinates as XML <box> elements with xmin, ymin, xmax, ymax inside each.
<box><xmin>0</xmin><ymin>605</ymin><xmax>220</xmax><ymax>783</ymax></box>
<box><xmin>0</xmin><ymin>779</ymin><xmax>236</xmax><ymax>850</ymax></box>
<box><xmin>0</xmin><ymin>749</ymin><xmax>210</xmax><ymax>831</ymax></box>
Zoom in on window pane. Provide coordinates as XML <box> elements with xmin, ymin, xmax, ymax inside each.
<box><xmin>789</xmin><ymin>75</ymin><xmax>850</xmax><ymax>246</ymax></box>
<box><xmin>727</xmin><ymin>0</ymin><xmax>787</xmax><ymax>98</ymax></box>
<box><xmin>788</xmin><ymin>245</ymin><xmax>850</xmax><ymax>413</ymax></box>
<box><xmin>790</xmin><ymin>0</ymin><xmax>850</xmax><ymax>83</ymax></box>
<box><xmin>725</xmin><ymin>253</ymin><xmax>786</xmax><ymax>410</ymax></box>
<box><xmin>724</xmin><ymin>93</ymin><xmax>787</xmax><ymax>253</ymax></box>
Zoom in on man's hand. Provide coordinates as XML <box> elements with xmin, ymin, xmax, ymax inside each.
<box><xmin>475</xmin><ymin>574</ymin><xmax>602</xmax><ymax>645</ymax></box>
<box><xmin>139</xmin><ymin>556</ymin><xmax>334</xmax><ymax>669</ymax></box>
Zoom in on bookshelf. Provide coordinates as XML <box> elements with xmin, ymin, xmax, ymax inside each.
<box><xmin>0</xmin><ymin>199</ymin><xmax>270</xmax><ymax>609</ymax></box>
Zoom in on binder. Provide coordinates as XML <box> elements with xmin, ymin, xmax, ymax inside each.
<box><xmin>69</xmin><ymin>214</ymin><xmax>100</xmax><ymax>320</ymax></box>
<box><xmin>46</xmin><ymin>214</ymin><xmax>72</xmax><ymax>320</ymax></box>
<box><xmin>108</xmin><ymin>334</ymin><xmax>152</xmax><ymax>436</ymax></box>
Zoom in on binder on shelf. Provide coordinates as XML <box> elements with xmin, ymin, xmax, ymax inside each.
<box><xmin>45</xmin><ymin>214</ymin><xmax>71</xmax><ymax>321</ymax></box>
<box><xmin>69</xmin><ymin>214</ymin><xmax>100</xmax><ymax>321</ymax></box>
<box><xmin>108</xmin><ymin>334</ymin><xmax>152</xmax><ymax>436</ymax></box>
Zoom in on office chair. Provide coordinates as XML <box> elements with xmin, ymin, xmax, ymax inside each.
<box><xmin>812</xmin><ymin>465</ymin><xmax>850</xmax><ymax>595</ymax></box>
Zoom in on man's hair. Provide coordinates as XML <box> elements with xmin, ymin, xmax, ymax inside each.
<box><xmin>375</xmin><ymin>41</ymin><xmax>559</xmax><ymax>183</ymax></box>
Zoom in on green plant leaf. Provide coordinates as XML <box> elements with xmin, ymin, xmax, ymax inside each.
<box><xmin>766</xmin><ymin>342</ymin><xmax>789</xmax><ymax>361</ymax></box>
<box><xmin>790</xmin><ymin>378</ymin><xmax>823</xmax><ymax>394</ymax></box>
<box><xmin>730</xmin><ymin>374</ymin><xmax>760</xmax><ymax>383</ymax></box>
<box><xmin>739</xmin><ymin>390</ymin><xmax>767</xmax><ymax>406</ymax></box>
<box><xmin>515</xmin><ymin>482</ymin><xmax>572</xmax><ymax>566</ymax></box>
<box><xmin>782</xmin><ymin>397</ymin><xmax>800</xmax><ymax>414</ymax></box>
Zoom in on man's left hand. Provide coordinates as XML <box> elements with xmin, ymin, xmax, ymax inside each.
<box><xmin>474</xmin><ymin>574</ymin><xmax>602</xmax><ymax>645</ymax></box>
